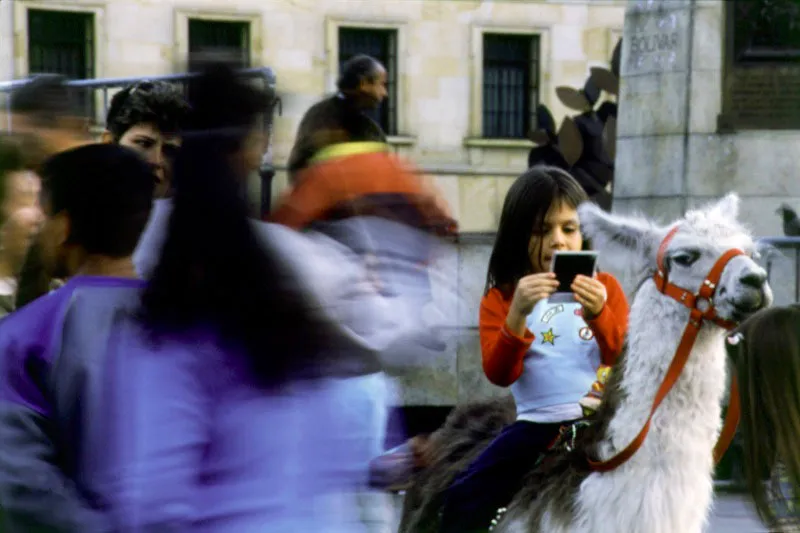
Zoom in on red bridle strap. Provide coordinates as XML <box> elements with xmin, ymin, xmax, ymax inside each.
<box><xmin>588</xmin><ymin>228</ymin><xmax>744</xmax><ymax>472</ymax></box>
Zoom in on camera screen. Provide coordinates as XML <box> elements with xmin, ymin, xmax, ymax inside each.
<box><xmin>552</xmin><ymin>253</ymin><xmax>597</xmax><ymax>293</ymax></box>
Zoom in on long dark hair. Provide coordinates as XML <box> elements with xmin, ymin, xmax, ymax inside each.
<box><xmin>140</xmin><ymin>60</ymin><xmax>334</xmax><ymax>387</ymax></box>
<box><xmin>485</xmin><ymin>166</ymin><xmax>587</xmax><ymax>297</ymax></box>
<box><xmin>728</xmin><ymin>304</ymin><xmax>800</xmax><ymax>526</ymax></box>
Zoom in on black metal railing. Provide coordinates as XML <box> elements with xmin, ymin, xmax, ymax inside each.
<box><xmin>0</xmin><ymin>67</ymin><xmax>279</xmax><ymax>216</ymax></box>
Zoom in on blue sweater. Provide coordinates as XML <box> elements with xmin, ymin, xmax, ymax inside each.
<box><xmin>511</xmin><ymin>299</ymin><xmax>602</xmax><ymax>419</ymax></box>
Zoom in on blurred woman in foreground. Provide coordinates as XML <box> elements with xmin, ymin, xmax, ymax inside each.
<box><xmin>727</xmin><ymin>304</ymin><xmax>800</xmax><ymax>532</ymax></box>
<box><xmin>113</xmin><ymin>59</ymin><xmax>420</xmax><ymax>531</ymax></box>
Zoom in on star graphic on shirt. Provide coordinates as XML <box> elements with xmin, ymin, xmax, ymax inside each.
<box><xmin>541</xmin><ymin>327</ymin><xmax>559</xmax><ymax>345</ymax></box>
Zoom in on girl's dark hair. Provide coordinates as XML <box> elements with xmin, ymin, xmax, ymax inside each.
<box><xmin>485</xmin><ymin>166</ymin><xmax>588</xmax><ymax>297</ymax></box>
<box><xmin>728</xmin><ymin>304</ymin><xmax>800</xmax><ymax>527</ymax></box>
<box><xmin>140</xmin><ymin>60</ymin><xmax>331</xmax><ymax>387</ymax></box>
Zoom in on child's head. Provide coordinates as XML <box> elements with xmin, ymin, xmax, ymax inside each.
<box><xmin>486</xmin><ymin>166</ymin><xmax>588</xmax><ymax>293</ymax></box>
<box><xmin>727</xmin><ymin>304</ymin><xmax>800</xmax><ymax>525</ymax></box>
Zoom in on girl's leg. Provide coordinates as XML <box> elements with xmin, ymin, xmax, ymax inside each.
<box><xmin>439</xmin><ymin>420</ymin><xmax>563</xmax><ymax>533</ymax></box>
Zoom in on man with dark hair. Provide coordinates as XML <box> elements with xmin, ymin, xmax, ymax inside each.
<box><xmin>102</xmin><ymin>80</ymin><xmax>190</xmax><ymax>198</ymax></box>
<box><xmin>0</xmin><ymin>143</ymin><xmax>154</xmax><ymax>532</ymax></box>
<box><xmin>287</xmin><ymin>54</ymin><xmax>388</xmax><ymax>182</ymax></box>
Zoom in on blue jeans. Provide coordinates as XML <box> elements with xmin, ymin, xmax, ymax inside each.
<box><xmin>439</xmin><ymin>420</ymin><xmax>563</xmax><ymax>533</ymax></box>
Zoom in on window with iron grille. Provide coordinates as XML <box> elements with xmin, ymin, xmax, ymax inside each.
<box><xmin>27</xmin><ymin>9</ymin><xmax>95</xmax><ymax>113</ymax></box>
<box><xmin>731</xmin><ymin>0</ymin><xmax>800</xmax><ymax>63</ymax></box>
<box><xmin>188</xmin><ymin>19</ymin><xmax>251</xmax><ymax>69</ymax></box>
<box><xmin>719</xmin><ymin>0</ymin><xmax>800</xmax><ymax>130</ymax></box>
<box><xmin>338</xmin><ymin>27</ymin><xmax>398</xmax><ymax>135</ymax></box>
<box><xmin>482</xmin><ymin>33</ymin><xmax>540</xmax><ymax>139</ymax></box>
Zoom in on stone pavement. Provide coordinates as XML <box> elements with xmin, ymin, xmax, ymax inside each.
<box><xmin>707</xmin><ymin>493</ymin><xmax>768</xmax><ymax>533</ymax></box>
<box><xmin>376</xmin><ymin>491</ymin><xmax>771</xmax><ymax>533</ymax></box>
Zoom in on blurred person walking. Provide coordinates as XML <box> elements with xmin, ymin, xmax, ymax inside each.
<box><xmin>0</xmin><ymin>141</ymin><xmax>43</xmax><ymax>316</ymax></box>
<box><xmin>3</xmin><ymin>75</ymin><xmax>89</xmax><ymax>168</ymax></box>
<box><xmin>8</xmin><ymin>75</ymin><xmax>92</xmax><ymax>310</ymax></box>
<box><xmin>128</xmin><ymin>59</ymin><xmax>419</xmax><ymax>531</ymax></box>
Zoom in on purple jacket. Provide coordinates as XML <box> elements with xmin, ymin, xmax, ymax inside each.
<box><xmin>0</xmin><ymin>275</ymin><xmax>391</xmax><ymax>531</ymax></box>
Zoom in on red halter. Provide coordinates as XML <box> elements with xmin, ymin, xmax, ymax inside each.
<box><xmin>588</xmin><ymin>226</ymin><xmax>744</xmax><ymax>472</ymax></box>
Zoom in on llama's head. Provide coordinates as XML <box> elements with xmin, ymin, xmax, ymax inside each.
<box><xmin>578</xmin><ymin>193</ymin><xmax>772</xmax><ymax>324</ymax></box>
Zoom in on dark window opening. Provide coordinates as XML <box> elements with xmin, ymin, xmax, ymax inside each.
<box><xmin>27</xmin><ymin>9</ymin><xmax>95</xmax><ymax>114</ymax></box>
<box><xmin>188</xmin><ymin>19</ymin><xmax>251</xmax><ymax>70</ymax></box>
<box><xmin>732</xmin><ymin>0</ymin><xmax>800</xmax><ymax>63</ymax></box>
<box><xmin>719</xmin><ymin>0</ymin><xmax>800</xmax><ymax>131</ymax></box>
<box><xmin>482</xmin><ymin>33</ymin><xmax>540</xmax><ymax>139</ymax></box>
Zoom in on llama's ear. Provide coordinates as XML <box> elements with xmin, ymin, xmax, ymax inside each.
<box><xmin>708</xmin><ymin>193</ymin><xmax>740</xmax><ymax>221</ymax></box>
<box><xmin>579</xmin><ymin>202</ymin><xmax>658</xmax><ymax>264</ymax></box>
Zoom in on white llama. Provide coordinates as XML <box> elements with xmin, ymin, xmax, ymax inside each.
<box><xmin>487</xmin><ymin>193</ymin><xmax>772</xmax><ymax>533</ymax></box>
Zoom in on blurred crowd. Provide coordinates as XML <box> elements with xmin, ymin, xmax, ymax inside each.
<box><xmin>0</xmin><ymin>54</ymin><xmax>458</xmax><ymax>532</ymax></box>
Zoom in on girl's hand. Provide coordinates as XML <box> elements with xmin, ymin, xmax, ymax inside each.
<box><xmin>572</xmin><ymin>274</ymin><xmax>607</xmax><ymax>319</ymax></box>
<box><xmin>510</xmin><ymin>273</ymin><xmax>559</xmax><ymax>316</ymax></box>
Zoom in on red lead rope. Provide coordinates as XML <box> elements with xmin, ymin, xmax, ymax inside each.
<box><xmin>588</xmin><ymin>227</ymin><xmax>744</xmax><ymax>472</ymax></box>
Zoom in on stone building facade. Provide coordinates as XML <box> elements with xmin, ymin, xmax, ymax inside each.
<box><xmin>0</xmin><ymin>0</ymin><xmax>626</xmax><ymax>405</ymax></box>
<box><xmin>1</xmin><ymin>0</ymin><xmax>624</xmax><ymax>229</ymax></box>
<box><xmin>615</xmin><ymin>0</ymin><xmax>800</xmax><ymax>307</ymax></box>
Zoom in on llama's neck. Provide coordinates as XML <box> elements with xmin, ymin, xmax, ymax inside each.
<box><xmin>600</xmin><ymin>285</ymin><xmax>728</xmax><ymax>469</ymax></box>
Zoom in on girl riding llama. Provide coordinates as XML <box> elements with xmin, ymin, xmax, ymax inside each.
<box><xmin>728</xmin><ymin>303</ymin><xmax>800</xmax><ymax>532</ymax></box>
<box><xmin>439</xmin><ymin>166</ymin><xmax>629</xmax><ymax>532</ymax></box>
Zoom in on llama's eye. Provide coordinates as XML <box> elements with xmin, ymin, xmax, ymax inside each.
<box><xmin>672</xmin><ymin>251</ymin><xmax>700</xmax><ymax>267</ymax></box>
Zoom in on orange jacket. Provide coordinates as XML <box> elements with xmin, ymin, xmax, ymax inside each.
<box><xmin>479</xmin><ymin>272</ymin><xmax>629</xmax><ymax>387</ymax></box>
<box><xmin>270</xmin><ymin>142</ymin><xmax>456</xmax><ymax>236</ymax></box>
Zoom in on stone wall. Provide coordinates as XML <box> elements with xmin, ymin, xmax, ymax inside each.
<box><xmin>614</xmin><ymin>0</ymin><xmax>800</xmax><ymax>305</ymax></box>
<box><xmin>1</xmin><ymin>0</ymin><xmax>625</xmax><ymax>228</ymax></box>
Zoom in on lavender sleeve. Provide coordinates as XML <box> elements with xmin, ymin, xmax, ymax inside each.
<box><xmin>259</xmin><ymin>223</ymin><xmax>412</xmax><ymax>353</ymax></box>
<box><xmin>135</xmin><ymin>202</ymin><xmax>407</xmax><ymax>363</ymax></box>
<box><xmin>0</xmin><ymin>295</ymin><xmax>111</xmax><ymax>533</ymax></box>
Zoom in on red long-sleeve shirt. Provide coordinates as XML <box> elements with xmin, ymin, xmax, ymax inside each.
<box><xmin>479</xmin><ymin>272</ymin><xmax>629</xmax><ymax>387</ymax></box>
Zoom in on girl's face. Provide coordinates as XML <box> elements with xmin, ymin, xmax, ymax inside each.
<box><xmin>528</xmin><ymin>201</ymin><xmax>583</xmax><ymax>273</ymax></box>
